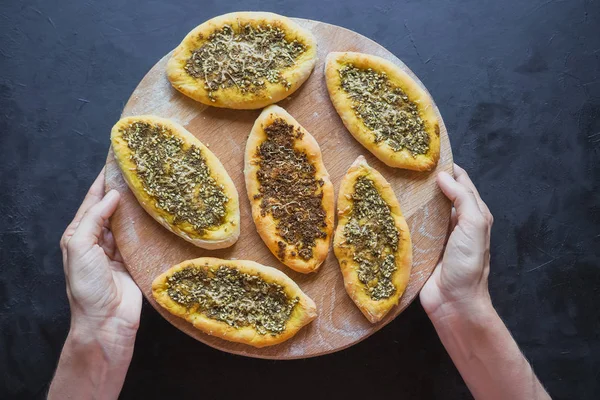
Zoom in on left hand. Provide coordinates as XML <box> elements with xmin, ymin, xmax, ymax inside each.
<box><xmin>50</xmin><ymin>168</ymin><xmax>141</xmax><ymax>400</ymax></box>
<box><xmin>60</xmin><ymin>168</ymin><xmax>142</xmax><ymax>341</ymax></box>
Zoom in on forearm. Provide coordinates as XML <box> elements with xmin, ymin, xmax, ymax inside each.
<box><xmin>429</xmin><ymin>301</ymin><xmax>550</xmax><ymax>400</ymax></box>
<box><xmin>48</xmin><ymin>321</ymin><xmax>137</xmax><ymax>400</ymax></box>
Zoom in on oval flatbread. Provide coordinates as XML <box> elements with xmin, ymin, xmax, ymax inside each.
<box><xmin>244</xmin><ymin>105</ymin><xmax>335</xmax><ymax>273</ymax></box>
<box><xmin>111</xmin><ymin>115</ymin><xmax>240</xmax><ymax>249</ymax></box>
<box><xmin>167</xmin><ymin>12</ymin><xmax>317</xmax><ymax>109</ymax></box>
<box><xmin>333</xmin><ymin>156</ymin><xmax>412</xmax><ymax>323</ymax></box>
<box><xmin>152</xmin><ymin>257</ymin><xmax>317</xmax><ymax>348</ymax></box>
<box><xmin>325</xmin><ymin>52</ymin><xmax>441</xmax><ymax>171</ymax></box>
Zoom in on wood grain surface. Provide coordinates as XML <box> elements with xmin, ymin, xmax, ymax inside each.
<box><xmin>105</xmin><ymin>18</ymin><xmax>453</xmax><ymax>359</ymax></box>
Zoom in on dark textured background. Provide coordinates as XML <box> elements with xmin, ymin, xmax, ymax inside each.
<box><xmin>1</xmin><ymin>0</ymin><xmax>599</xmax><ymax>399</ymax></box>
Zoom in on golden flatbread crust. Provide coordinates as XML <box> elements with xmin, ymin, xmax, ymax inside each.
<box><xmin>325</xmin><ymin>52</ymin><xmax>440</xmax><ymax>171</ymax></box>
<box><xmin>152</xmin><ymin>257</ymin><xmax>317</xmax><ymax>348</ymax></box>
<box><xmin>167</xmin><ymin>12</ymin><xmax>317</xmax><ymax>109</ymax></box>
<box><xmin>111</xmin><ymin>115</ymin><xmax>240</xmax><ymax>249</ymax></box>
<box><xmin>244</xmin><ymin>105</ymin><xmax>335</xmax><ymax>273</ymax></box>
<box><xmin>333</xmin><ymin>156</ymin><xmax>412</xmax><ymax>323</ymax></box>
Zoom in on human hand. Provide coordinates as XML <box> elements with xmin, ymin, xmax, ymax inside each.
<box><xmin>420</xmin><ymin>164</ymin><xmax>494</xmax><ymax>320</ymax></box>
<box><xmin>60</xmin><ymin>168</ymin><xmax>142</xmax><ymax>344</ymax></box>
<box><xmin>50</xmin><ymin>168</ymin><xmax>141</xmax><ymax>400</ymax></box>
<box><xmin>419</xmin><ymin>166</ymin><xmax>551</xmax><ymax>400</ymax></box>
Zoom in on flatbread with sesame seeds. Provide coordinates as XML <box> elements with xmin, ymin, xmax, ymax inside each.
<box><xmin>325</xmin><ymin>52</ymin><xmax>440</xmax><ymax>171</ymax></box>
<box><xmin>152</xmin><ymin>257</ymin><xmax>317</xmax><ymax>348</ymax></box>
<box><xmin>111</xmin><ymin>115</ymin><xmax>240</xmax><ymax>249</ymax></box>
<box><xmin>167</xmin><ymin>12</ymin><xmax>317</xmax><ymax>109</ymax></box>
<box><xmin>333</xmin><ymin>156</ymin><xmax>412</xmax><ymax>323</ymax></box>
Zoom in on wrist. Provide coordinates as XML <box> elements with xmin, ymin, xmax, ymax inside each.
<box><xmin>69</xmin><ymin>315</ymin><xmax>138</xmax><ymax>360</ymax></box>
<box><xmin>49</xmin><ymin>317</ymin><xmax>136</xmax><ymax>400</ymax></box>
<box><xmin>427</xmin><ymin>296</ymin><xmax>503</xmax><ymax>385</ymax></box>
<box><xmin>427</xmin><ymin>293</ymin><xmax>496</xmax><ymax>328</ymax></box>
<box><xmin>426</xmin><ymin>294</ymin><xmax>550</xmax><ymax>400</ymax></box>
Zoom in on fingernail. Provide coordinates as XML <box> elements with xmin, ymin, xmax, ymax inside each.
<box><xmin>104</xmin><ymin>189</ymin><xmax>119</xmax><ymax>201</ymax></box>
<box><xmin>438</xmin><ymin>171</ymin><xmax>453</xmax><ymax>181</ymax></box>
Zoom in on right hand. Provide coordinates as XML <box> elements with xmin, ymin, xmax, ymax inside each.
<box><xmin>420</xmin><ymin>164</ymin><xmax>494</xmax><ymax>319</ymax></box>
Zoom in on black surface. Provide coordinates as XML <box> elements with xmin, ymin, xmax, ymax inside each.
<box><xmin>1</xmin><ymin>0</ymin><xmax>599</xmax><ymax>399</ymax></box>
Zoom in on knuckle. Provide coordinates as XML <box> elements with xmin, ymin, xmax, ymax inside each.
<box><xmin>461</xmin><ymin>186</ymin><xmax>475</xmax><ymax>197</ymax></box>
<box><xmin>60</xmin><ymin>234</ymin><xmax>69</xmax><ymax>251</ymax></box>
<box><xmin>466</xmin><ymin>215</ymin><xmax>487</xmax><ymax>230</ymax></box>
<box><xmin>66</xmin><ymin>236</ymin><xmax>79</xmax><ymax>254</ymax></box>
<box><xmin>455</xmin><ymin>188</ymin><xmax>474</xmax><ymax>204</ymax></box>
<box><xmin>475</xmin><ymin>217</ymin><xmax>488</xmax><ymax>230</ymax></box>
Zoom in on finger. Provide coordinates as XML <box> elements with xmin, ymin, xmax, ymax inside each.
<box><xmin>112</xmin><ymin>245</ymin><xmax>124</xmax><ymax>264</ymax></box>
<box><xmin>453</xmin><ymin>164</ymin><xmax>481</xmax><ymax>197</ymax></box>
<box><xmin>67</xmin><ymin>190</ymin><xmax>120</xmax><ymax>253</ymax></box>
<box><xmin>453</xmin><ymin>164</ymin><xmax>493</xmax><ymax>224</ymax></box>
<box><xmin>99</xmin><ymin>227</ymin><xmax>123</xmax><ymax>263</ymax></box>
<box><xmin>454</xmin><ymin>165</ymin><xmax>488</xmax><ymax>211</ymax></box>
<box><xmin>450</xmin><ymin>207</ymin><xmax>457</xmax><ymax>228</ymax></box>
<box><xmin>73</xmin><ymin>168</ymin><xmax>107</xmax><ymax>222</ymax></box>
<box><xmin>61</xmin><ymin>168</ymin><xmax>107</xmax><ymax>250</ymax></box>
<box><xmin>437</xmin><ymin>171</ymin><xmax>485</xmax><ymax>228</ymax></box>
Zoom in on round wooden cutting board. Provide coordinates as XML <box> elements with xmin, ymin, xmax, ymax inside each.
<box><xmin>105</xmin><ymin>18</ymin><xmax>453</xmax><ymax>359</ymax></box>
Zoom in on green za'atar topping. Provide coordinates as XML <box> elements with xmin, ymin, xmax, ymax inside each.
<box><xmin>339</xmin><ymin>64</ymin><xmax>430</xmax><ymax>156</ymax></box>
<box><xmin>184</xmin><ymin>24</ymin><xmax>306</xmax><ymax>102</ymax></box>
<box><xmin>344</xmin><ymin>176</ymin><xmax>399</xmax><ymax>300</ymax></box>
<box><xmin>255</xmin><ymin>118</ymin><xmax>327</xmax><ymax>261</ymax></box>
<box><xmin>167</xmin><ymin>265</ymin><xmax>299</xmax><ymax>335</ymax></box>
<box><xmin>122</xmin><ymin>121</ymin><xmax>228</xmax><ymax>233</ymax></box>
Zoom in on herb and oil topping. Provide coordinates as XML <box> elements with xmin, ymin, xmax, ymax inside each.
<box><xmin>255</xmin><ymin>118</ymin><xmax>327</xmax><ymax>261</ymax></box>
<box><xmin>339</xmin><ymin>65</ymin><xmax>430</xmax><ymax>156</ymax></box>
<box><xmin>166</xmin><ymin>265</ymin><xmax>299</xmax><ymax>335</ymax></box>
<box><xmin>184</xmin><ymin>24</ymin><xmax>306</xmax><ymax>102</ymax></box>
<box><xmin>344</xmin><ymin>176</ymin><xmax>399</xmax><ymax>300</ymax></box>
<box><xmin>121</xmin><ymin>121</ymin><xmax>228</xmax><ymax>234</ymax></box>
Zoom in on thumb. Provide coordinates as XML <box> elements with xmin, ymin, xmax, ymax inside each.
<box><xmin>68</xmin><ymin>190</ymin><xmax>120</xmax><ymax>252</ymax></box>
